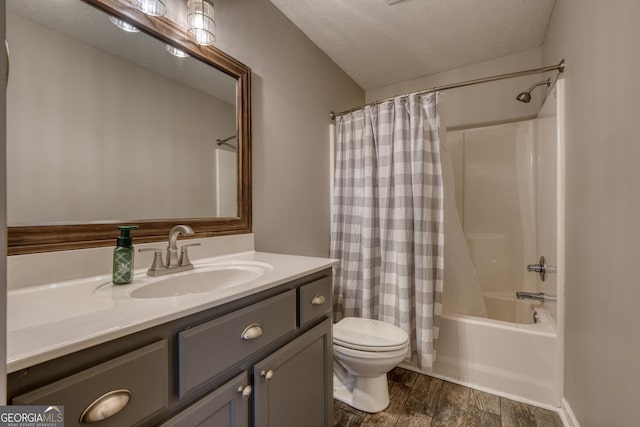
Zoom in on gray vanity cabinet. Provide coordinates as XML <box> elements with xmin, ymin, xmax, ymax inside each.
<box><xmin>253</xmin><ymin>319</ymin><xmax>332</xmax><ymax>427</ymax></box>
<box><xmin>7</xmin><ymin>269</ymin><xmax>333</xmax><ymax>427</ymax></box>
<box><xmin>167</xmin><ymin>318</ymin><xmax>332</xmax><ymax>427</ymax></box>
<box><xmin>160</xmin><ymin>372</ymin><xmax>250</xmax><ymax>427</ymax></box>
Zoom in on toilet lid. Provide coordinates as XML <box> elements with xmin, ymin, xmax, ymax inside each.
<box><xmin>333</xmin><ymin>317</ymin><xmax>409</xmax><ymax>351</ymax></box>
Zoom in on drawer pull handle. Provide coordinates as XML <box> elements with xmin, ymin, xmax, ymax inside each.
<box><xmin>241</xmin><ymin>323</ymin><xmax>263</xmax><ymax>340</ymax></box>
<box><xmin>311</xmin><ymin>295</ymin><xmax>326</xmax><ymax>305</ymax></box>
<box><xmin>237</xmin><ymin>385</ymin><xmax>252</xmax><ymax>399</ymax></box>
<box><xmin>261</xmin><ymin>369</ymin><xmax>274</xmax><ymax>381</ymax></box>
<box><xmin>80</xmin><ymin>389</ymin><xmax>131</xmax><ymax>423</ymax></box>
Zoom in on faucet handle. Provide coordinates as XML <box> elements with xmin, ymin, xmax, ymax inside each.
<box><xmin>139</xmin><ymin>248</ymin><xmax>166</xmax><ymax>275</ymax></box>
<box><xmin>179</xmin><ymin>243</ymin><xmax>201</xmax><ymax>267</ymax></box>
<box><xmin>526</xmin><ymin>256</ymin><xmax>547</xmax><ymax>282</ymax></box>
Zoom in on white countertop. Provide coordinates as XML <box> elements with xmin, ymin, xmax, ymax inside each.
<box><xmin>7</xmin><ymin>251</ymin><xmax>338</xmax><ymax>373</ymax></box>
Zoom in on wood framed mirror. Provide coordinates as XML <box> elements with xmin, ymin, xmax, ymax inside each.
<box><xmin>7</xmin><ymin>0</ymin><xmax>251</xmax><ymax>255</ymax></box>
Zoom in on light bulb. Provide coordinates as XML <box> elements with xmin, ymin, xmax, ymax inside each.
<box><xmin>187</xmin><ymin>0</ymin><xmax>216</xmax><ymax>46</ymax></box>
<box><xmin>166</xmin><ymin>44</ymin><xmax>189</xmax><ymax>58</ymax></box>
<box><xmin>110</xmin><ymin>16</ymin><xmax>140</xmax><ymax>33</ymax></box>
<box><xmin>132</xmin><ymin>0</ymin><xmax>167</xmax><ymax>17</ymax></box>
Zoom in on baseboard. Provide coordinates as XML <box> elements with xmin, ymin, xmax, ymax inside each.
<box><xmin>559</xmin><ymin>398</ymin><xmax>580</xmax><ymax>427</ymax></box>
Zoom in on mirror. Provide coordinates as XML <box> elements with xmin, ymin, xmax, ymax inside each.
<box><xmin>6</xmin><ymin>0</ymin><xmax>252</xmax><ymax>255</ymax></box>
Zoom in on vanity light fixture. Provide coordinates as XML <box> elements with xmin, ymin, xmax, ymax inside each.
<box><xmin>109</xmin><ymin>16</ymin><xmax>140</xmax><ymax>33</ymax></box>
<box><xmin>187</xmin><ymin>0</ymin><xmax>216</xmax><ymax>46</ymax></box>
<box><xmin>166</xmin><ymin>44</ymin><xmax>189</xmax><ymax>58</ymax></box>
<box><xmin>132</xmin><ymin>0</ymin><xmax>167</xmax><ymax>17</ymax></box>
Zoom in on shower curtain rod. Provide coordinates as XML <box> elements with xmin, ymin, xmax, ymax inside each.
<box><xmin>329</xmin><ymin>60</ymin><xmax>565</xmax><ymax>120</ymax></box>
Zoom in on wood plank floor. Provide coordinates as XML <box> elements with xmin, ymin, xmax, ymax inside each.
<box><xmin>333</xmin><ymin>368</ymin><xmax>563</xmax><ymax>427</ymax></box>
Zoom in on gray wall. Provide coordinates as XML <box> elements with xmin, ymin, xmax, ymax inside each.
<box><xmin>542</xmin><ymin>0</ymin><xmax>640</xmax><ymax>425</ymax></box>
<box><xmin>213</xmin><ymin>0</ymin><xmax>364</xmax><ymax>257</ymax></box>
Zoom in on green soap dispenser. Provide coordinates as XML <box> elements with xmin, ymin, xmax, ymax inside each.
<box><xmin>113</xmin><ymin>225</ymin><xmax>139</xmax><ymax>285</ymax></box>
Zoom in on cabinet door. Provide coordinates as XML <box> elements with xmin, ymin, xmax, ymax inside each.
<box><xmin>253</xmin><ymin>318</ymin><xmax>332</xmax><ymax>427</ymax></box>
<box><xmin>160</xmin><ymin>372</ymin><xmax>250</xmax><ymax>427</ymax></box>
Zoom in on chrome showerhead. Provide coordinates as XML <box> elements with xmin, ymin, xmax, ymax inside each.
<box><xmin>516</xmin><ymin>91</ymin><xmax>532</xmax><ymax>103</ymax></box>
<box><xmin>516</xmin><ymin>78</ymin><xmax>551</xmax><ymax>103</ymax></box>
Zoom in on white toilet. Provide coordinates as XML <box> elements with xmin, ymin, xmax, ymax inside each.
<box><xmin>333</xmin><ymin>317</ymin><xmax>410</xmax><ymax>413</ymax></box>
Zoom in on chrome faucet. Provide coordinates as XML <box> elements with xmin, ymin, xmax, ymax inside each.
<box><xmin>139</xmin><ymin>225</ymin><xmax>201</xmax><ymax>277</ymax></box>
<box><xmin>516</xmin><ymin>291</ymin><xmax>557</xmax><ymax>303</ymax></box>
<box><xmin>167</xmin><ymin>225</ymin><xmax>194</xmax><ymax>268</ymax></box>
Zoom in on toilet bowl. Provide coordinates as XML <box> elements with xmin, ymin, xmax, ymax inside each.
<box><xmin>333</xmin><ymin>317</ymin><xmax>410</xmax><ymax>413</ymax></box>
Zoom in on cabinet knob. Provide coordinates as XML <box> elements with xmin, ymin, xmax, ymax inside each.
<box><xmin>241</xmin><ymin>323</ymin><xmax>263</xmax><ymax>340</ymax></box>
<box><xmin>260</xmin><ymin>369</ymin><xmax>274</xmax><ymax>381</ymax></box>
<box><xmin>237</xmin><ymin>385</ymin><xmax>252</xmax><ymax>399</ymax></box>
<box><xmin>311</xmin><ymin>295</ymin><xmax>326</xmax><ymax>305</ymax></box>
<box><xmin>79</xmin><ymin>389</ymin><xmax>132</xmax><ymax>423</ymax></box>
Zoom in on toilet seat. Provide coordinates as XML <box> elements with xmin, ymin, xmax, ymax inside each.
<box><xmin>333</xmin><ymin>342</ymin><xmax>409</xmax><ymax>359</ymax></box>
<box><xmin>333</xmin><ymin>338</ymin><xmax>408</xmax><ymax>352</ymax></box>
<box><xmin>333</xmin><ymin>317</ymin><xmax>409</xmax><ymax>352</ymax></box>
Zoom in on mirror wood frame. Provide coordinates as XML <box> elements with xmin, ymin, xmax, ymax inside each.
<box><xmin>7</xmin><ymin>0</ymin><xmax>252</xmax><ymax>255</ymax></box>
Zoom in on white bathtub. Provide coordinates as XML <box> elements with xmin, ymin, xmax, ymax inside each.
<box><xmin>404</xmin><ymin>293</ymin><xmax>561</xmax><ymax>406</ymax></box>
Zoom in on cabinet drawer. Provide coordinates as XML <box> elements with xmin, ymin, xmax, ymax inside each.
<box><xmin>298</xmin><ymin>276</ymin><xmax>332</xmax><ymax>326</ymax></box>
<box><xmin>13</xmin><ymin>340</ymin><xmax>168</xmax><ymax>427</ymax></box>
<box><xmin>178</xmin><ymin>290</ymin><xmax>296</xmax><ymax>397</ymax></box>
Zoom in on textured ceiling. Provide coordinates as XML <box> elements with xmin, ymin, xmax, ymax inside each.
<box><xmin>269</xmin><ymin>0</ymin><xmax>555</xmax><ymax>90</ymax></box>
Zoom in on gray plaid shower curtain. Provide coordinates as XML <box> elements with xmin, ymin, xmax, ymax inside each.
<box><xmin>331</xmin><ymin>92</ymin><xmax>444</xmax><ymax>369</ymax></box>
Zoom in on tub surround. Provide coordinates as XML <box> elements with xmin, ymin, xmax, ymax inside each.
<box><xmin>7</xmin><ymin>250</ymin><xmax>338</xmax><ymax>373</ymax></box>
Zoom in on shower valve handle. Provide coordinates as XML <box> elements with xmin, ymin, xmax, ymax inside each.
<box><xmin>527</xmin><ymin>256</ymin><xmax>546</xmax><ymax>282</ymax></box>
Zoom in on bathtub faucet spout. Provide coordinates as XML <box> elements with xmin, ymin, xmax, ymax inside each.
<box><xmin>516</xmin><ymin>291</ymin><xmax>557</xmax><ymax>303</ymax></box>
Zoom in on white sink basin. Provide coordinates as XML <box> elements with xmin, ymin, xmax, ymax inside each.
<box><xmin>93</xmin><ymin>261</ymin><xmax>273</xmax><ymax>300</ymax></box>
<box><xmin>127</xmin><ymin>262</ymin><xmax>272</xmax><ymax>299</ymax></box>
